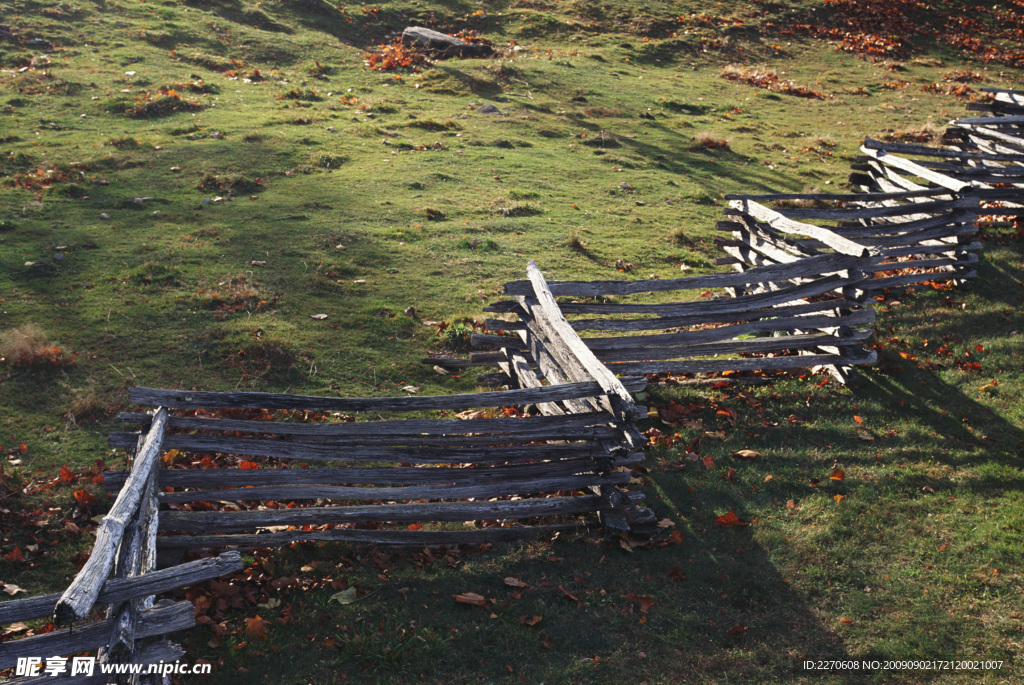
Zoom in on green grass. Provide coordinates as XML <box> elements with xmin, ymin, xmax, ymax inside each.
<box><xmin>1</xmin><ymin>0</ymin><xmax>1023</xmax><ymax>682</ymax></box>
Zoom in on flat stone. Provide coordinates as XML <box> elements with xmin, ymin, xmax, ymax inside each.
<box><xmin>401</xmin><ymin>26</ymin><xmax>493</xmax><ymax>59</ymax></box>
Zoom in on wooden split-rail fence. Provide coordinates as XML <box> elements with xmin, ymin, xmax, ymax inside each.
<box><xmin>474</xmin><ymin>257</ymin><xmax>877</xmax><ymax>386</ymax></box>
<box><xmin>4</xmin><ymin>89</ymin><xmax>1017</xmax><ymax>679</ymax></box>
<box><xmin>0</xmin><ymin>407</ymin><xmax>242</xmax><ymax>682</ymax></box>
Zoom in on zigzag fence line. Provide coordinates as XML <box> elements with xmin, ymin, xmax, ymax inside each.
<box><xmin>4</xmin><ymin>90</ymin><xmax>1022</xmax><ymax>680</ymax></box>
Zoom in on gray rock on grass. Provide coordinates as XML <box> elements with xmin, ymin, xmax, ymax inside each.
<box><xmin>401</xmin><ymin>26</ymin><xmax>493</xmax><ymax>59</ymax></box>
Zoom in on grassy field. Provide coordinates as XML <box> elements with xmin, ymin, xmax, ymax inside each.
<box><xmin>1</xmin><ymin>0</ymin><xmax>1023</xmax><ymax>682</ymax></box>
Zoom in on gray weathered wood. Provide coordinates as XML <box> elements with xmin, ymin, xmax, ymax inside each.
<box><xmin>128</xmin><ymin>382</ymin><xmax>640</xmax><ymax>412</ymax></box>
<box><xmin>158</xmin><ymin>523</ymin><xmax>590</xmax><ymax>550</ymax></box>
<box><xmin>104</xmin><ymin>458</ymin><xmax>642</xmax><ymax>492</ymax></box>
<box><xmin>555</xmin><ymin>273</ymin><xmax>855</xmax><ymax>316</ymax></box>
<box><xmin>54</xmin><ymin>408</ymin><xmax>168</xmax><ymax>626</ymax></box>
<box><xmin>582</xmin><ymin>308</ymin><xmax>875</xmax><ymax>350</ymax></box>
<box><xmin>605</xmin><ymin>349</ymin><xmax>877</xmax><ymax>375</ymax></box>
<box><xmin>504</xmin><ymin>252</ymin><xmax>871</xmax><ymax>297</ymax></box>
<box><xmin>591</xmin><ymin>330</ymin><xmax>873</xmax><ymax>363</ymax></box>
<box><xmin>108</xmin><ymin>433</ymin><xmax>618</xmax><ymax>464</ymax></box>
<box><xmin>525</xmin><ymin>260</ymin><xmax>644</xmax><ymax>419</ymax></box>
<box><xmin>156</xmin><ymin>473</ymin><xmax>629</xmax><ymax>504</ymax></box>
<box><xmin>0</xmin><ymin>600</ymin><xmax>194</xmax><ymax>670</ymax></box>
<box><xmin>566</xmin><ymin>298</ymin><xmax>862</xmax><ymax>333</ymax></box>
<box><xmin>159</xmin><ymin>495</ymin><xmax>604</xmax><ymax>533</ymax></box>
<box><xmin>114</xmin><ymin>409</ymin><xmax>623</xmax><ymax>439</ymax></box>
<box><xmin>727</xmin><ymin>199</ymin><xmax>877</xmax><ymax>256</ymax></box>
<box><xmin>859</xmin><ymin>147</ymin><xmax>973</xmax><ymax>191</ymax></box>
<box><xmin>0</xmin><ymin>552</ymin><xmax>242</xmax><ymax>624</ymax></box>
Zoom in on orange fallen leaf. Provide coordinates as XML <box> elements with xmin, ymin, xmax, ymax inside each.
<box><xmin>854</xmin><ymin>415</ymin><xmax>863</xmax><ymax>424</ymax></box>
<box><xmin>244</xmin><ymin>616</ymin><xmax>270</xmax><ymax>640</ymax></box>
<box><xmin>713</xmin><ymin>512</ymin><xmax>753</xmax><ymax>527</ymax></box>
<box><xmin>724</xmin><ymin>467</ymin><xmax>736</xmax><ymax>482</ymax></box>
<box><xmin>830</xmin><ymin>469</ymin><xmax>845</xmax><ymax>481</ymax></box>
<box><xmin>454</xmin><ymin>592</ymin><xmax>488</xmax><ymax>607</ymax></box>
<box><xmin>18</xmin><ymin>442</ymin><xmax>27</xmax><ymax>455</ymax></box>
<box><xmin>74</xmin><ymin>490</ymin><xmax>98</xmax><ymax>510</ymax></box>
<box><xmin>625</xmin><ymin>593</ymin><xmax>656</xmax><ymax>614</ymax></box>
<box><xmin>840</xmin><ymin>618</ymin><xmax>852</xmax><ymax>624</ymax></box>
<box><xmin>834</xmin><ymin>494</ymin><xmax>845</xmax><ymax>503</ymax></box>
<box><xmin>520</xmin><ymin>614</ymin><xmax>542</xmax><ymax>626</ymax></box>
<box><xmin>938</xmin><ymin>544</ymin><xmax>948</xmax><ymax>551</ymax></box>
<box><xmin>239</xmin><ymin>461</ymin><xmax>260</xmax><ymax>470</ymax></box>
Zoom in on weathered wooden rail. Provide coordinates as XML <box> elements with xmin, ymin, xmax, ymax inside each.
<box><xmin>100</xmin><ymin>380</ymin><xmax>655</xmax><ymax>551</ymax></box>
<box><xmin>851</xmin><ymin>88</ymin><xmax>1024</xmax><ymax>238</ymax></box>
<box><xmin>476</xmin><ymin>257</ymin><xmax>877</xmax><ymax>386</ymax></box>
<box><xmin>721</xmin><ymin>189</ymin><xmax>980</xmax><ymax>292</ymax></box>
<box><xmin>0</xmin><ymin>407</ymin><xmax>242</xmax><ymax>681</ymax></box>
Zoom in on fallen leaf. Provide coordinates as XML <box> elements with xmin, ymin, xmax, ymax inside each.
<box><xmin>456</xmin><ymin>410</ymin><xmax>486</xmax><ymax>420</ymax></box>
<box><xmin>309</xmin><ymin>314</ymin><xmax>328</xmax><ymax>320</ymax></box>
<box><xmin>454</xmin><ymin>592</ymin><xmax>489</xmax><ymax>607</ymax></box>
<box><xmin>702</xmin><ymin>455</ymin><xmax>716</xmax><ymax>470</ymax></box>
<box><xmin>256</xmin><ymin>597</ymin><xmax>281</xmax><ymax>610</ymax></box>
<box><xmin>786</xmin><ymin>500</ymin><xmax>796</xmax><ymax>509</ymax></box>
<box><xmin>830</xmin><ymin>469</ymin><xmax>845</xmax><ymax>481</ymax></box>
<box><xmin>713</xmin><ymin>512</ymin><xmax>753</xmax><ymax>527</ymax></box>
<box><xmin>856</xmin><ymin>430</ymin><xmax>875</xmax><ymax>442</ymax></box>
<box><xmin>520</xmin><ymin>614</ymin><xmax>542</xmax><ymax>626</ymax></box>
<box><xmin>732</xmin><ymin>449</ymin><xmax>761</xmax><ymax>459</ymax></box>
<box><xmin>938</xmin><ymin>544</ymin><xmax>948</xmax><ymax>551</ymax></box>
<box><xmin>504</xmin><ymin>577</ymin><xmax>529</xmax><ymax>588</ymax></box>
<box><xmin>330</xmin><ymin>587</ymin><xmax>358</xmax><ymax>605</ymax></box>
<box><xmin>244</xmin><ymin>616</ymin><xmax>270</xmax><ymax>640</ymax></box>
<box><xmin>18</xmin><ymin>443</ymin><xmax>27</xmax><ymax>455</ymax></box>
<box><xmin>834</xmin><ymin>494</ymin><xmax>845</xmax><ymax>503</ymax></box>
<box><xmin>656</xmin><ymin>518</ymin><xmax>675</xmax><ymax>529</ymax></box>
<box><xmin>625</xmin><ymin>593</ymin><xmax>655</xmax><ymax>613</ymax></box>
<box><xmin>840</xmin><ymin>618</ymin><xmax>852</xmax><ymax>624</ymax></box>
<box><xmin>724</xmin><ymin>467</ymin><xmax>736</xmax><ymax>481</ymax></box>
<box><xmin>3</xmin><ymin>583</ymin><xmax>26</xmax><ymax>596</ymax></box>
<box><xmin>854</xmin><ymin>415</ymin><xmax>863</xmax><ymax>424</ymax></box>
<box><xmin>557</xmin><ymin>585</ymin><xmax>579</xmax><ymax>601</ymax></box>
<box><xmin>726</xmin><ymin>624</ymin><xmax>747</xmax><ymax>637</ymax></box>
<box><xmin>667</xmin><ymin>567</ymin><xmax>685</xmax><ymax>581</ymax></box>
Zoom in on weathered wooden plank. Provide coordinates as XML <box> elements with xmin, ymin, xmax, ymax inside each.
<box><xmin>0</xmin><ymin>552</ymin><xmax>242</xmax><ymax>624</ymax></box>
<box><xmin>859</xmin><ymin>148</ymin><xmax>974</xmax><ymax>191</ymax></box>
<box><xmin>605</xmin><ymin>349</ymin><xmax>877</xmax><ymax>375</ymax></box>
<box><xmin>566</xmin><ymin>298</ymin><xmax>863</xmax><ymax>333</ymax></box>
<box><xmin>555</xmin><ymin>273</ymin><xmax>854</xmax><ymax>316</ymax></box>
<box><xmin>872</xmin><ymin>253</ymin><xmax>978</xmax><ymax>272</ymax></box>
<box><xmin>159</xmin><ymin>496</ymin><xmax>604</xmax><ymax>533</ymax></box>
<box><xmin>524</xmin><ymin>261</ymin><xmax>645</xmax><ymax>420</ymax></box>
<box><xmin>725</xmin><ymin>188</ymin><xmax>955</xmax><ymax>202</ymax></box>
<box><xmin>727</xmin><ymin>199</ymin><xmax>877</xmax><ymax>257</ymax></box>
<box><xmin>54</xmin><ymin>409</ymin><xmax>167</xmax><ymax>626</ymax></box>
<box><xmin>0</xmin><ymin>600</ymin><xmax>194</xmax><ymax>670</ymax></box>
<box><xmin>770</xmin><ymin>196</ymin><xmax>976</xmax><ymax>221</ymax></box>
<box><xmin>882</xmin><ymin>241</ymin><xmax>981</xmax><ymax>259</ymax></box>
<box><xmin>157</xmin><ymin>473</ymin><xmax>630</xmax><ymax>504</ymax></box>
<box><xmin>105</xmin><ymin>458</ymin><xmax>643</xmax><ymax>492</ymax></box>
<box><xmin>128</xmin><ymin>382</ymin><xmax>638</xmax><ymax>413</ymax></box>
<box><xmin>471</xmin><ymin>333</ymin><xmax>528</xmax><ymax>350</ymax></box>
<box><xmin>862</xmin><ymin>137</ymin><xmax>1024</xmax><ymax>162</ymax></box>
<box><xmin>592</xmin><ymin>329</ymin><xmax>873</xmax><ymax>363</ymax></box>
<box><xmin>115</xmin><ymin>409</ymin><xmax>626</xmax><ymax>439</ymax></box>
<box><xmin>505</xmin><ymin>350</ymin><xmax>567</xmax><ymax>416</ymax></box>
<box><xmin>109</xmin><ymin>433</ymin><xmax>620</xmax><ymax>464</ymax></box>
<box><xmin>864</xmin><ymin>270</ymin><xmax>977</xmax><ymax>291</ymax></box>
<box><xmin>158</xmin><ymin>522</ymin><xmax>591</xmax><ymax>550</ymax></box>
<box><xmin>583</xmin><ymin>308</ymin><xmax>875</xmax><ymax>351</ymax></box>
<box><xmin>502</xmin><ymin>252</ymin><xmax>872</xmax><ymax>297</ymax></box>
